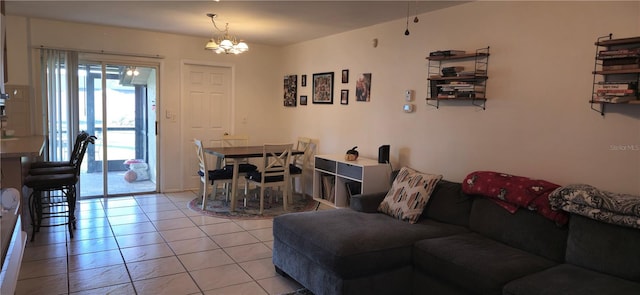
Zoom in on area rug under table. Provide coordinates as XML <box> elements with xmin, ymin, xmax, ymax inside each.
<box><xmin>188</xmin><ymin>190</ymin><xmax>317</xmax><ymax>219</ymax></box>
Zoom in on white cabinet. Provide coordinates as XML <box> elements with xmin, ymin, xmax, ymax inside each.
<box><xmin>313</xmin><ymin>154</ymin><xmax>391</xmax><ymax>208</ymax></box>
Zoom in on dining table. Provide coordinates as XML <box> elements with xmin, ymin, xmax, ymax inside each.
<box><xmin>203</xmin><ymin>145</ymin><xmax>304</xmax><ymax>211</ymax></box>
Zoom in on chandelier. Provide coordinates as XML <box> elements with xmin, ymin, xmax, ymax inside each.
<box><xmin>204</xmin><ymin>13</ymin><xmax>249</xmax><ymax>55</ymax></box>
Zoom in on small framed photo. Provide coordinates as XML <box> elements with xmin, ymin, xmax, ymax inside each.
<box><xmin>341</xmin><ymin>69</ymin><xmax>349</xmax><ymax>83</ymax></box>
<box><xmin>341</xmin><ymin>89</ymin><xmax>349</xmax><ymax>105</ymax></box>
<box><xmin>312</xmin><ymin>72</ymin><xmax>334</xmax><ymax>104</ymax></box>
<box><xmin>301</xmin><ymin>75</ymin><xmax>307</xmax><ymax>87</ymax></box>
<box><xmin>300</xmin><ymin>95</ymin><xmax>308</xmax><ymax>105</ymax></box>
<box><xmin>284</xmin><ymin>74</ymin><xmax>297</xmax><ymax>107</ymax></box>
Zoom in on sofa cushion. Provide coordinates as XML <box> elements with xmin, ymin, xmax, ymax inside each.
<box><xmin>377</xmin><ymin>167</ymin><xmax>442</xmax><ymax>224</ymax></box>
<box><xmin>413</xmin><ymin>232</ymin><xmax>557</xmax><ymax>295</ymax></box>
<box><xmin>469</xmin><ymin>198</ymin><xmax>568</xmax><ymax>262</ymax></box>
<box><xmin>422</xmin><ymin>179</ymin><xmax>474</xmax><ymax>227</ymax></box>
<box><xmin>504</xmin><ymin>264</ymin><xmax>640</xmax><ymax>295</ymax></box>
<box><xmin>273</xmin><ymin>209</ymin><xmax>467</xmax><ymax>279</ymax></box>
<box><xmin>566</xmin><ymin>214</ymin><xmax>640</xmax><ymax>282</ymax></box>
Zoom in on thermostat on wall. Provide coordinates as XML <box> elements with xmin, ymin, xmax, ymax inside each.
<box><xmin>403</xmin><ymin>104</ymin><xmax>415</xmax><ymax>113</ymax></box>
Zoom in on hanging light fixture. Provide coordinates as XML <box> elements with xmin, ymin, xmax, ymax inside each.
<box><xmin>204</xmin><ymin>13</ymin><xmax>249</xmax><ymax>55</ymax></box>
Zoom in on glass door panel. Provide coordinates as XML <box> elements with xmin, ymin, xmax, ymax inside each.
<box><xmin>79</xmin><ymin>63</ymin><xmax>105</xmax><ymax>197</ymax></box>
<box><xmin>78</xmin><ymin>62</ymin><xmax>157</xmax><ymax>197</ymax></box>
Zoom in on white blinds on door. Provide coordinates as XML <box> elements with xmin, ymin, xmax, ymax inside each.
<box><xmin>39</xmin><ymin>49</ymin><xmax>79</xmax><ymax>162</ymax></box>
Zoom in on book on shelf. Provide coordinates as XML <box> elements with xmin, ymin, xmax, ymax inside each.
<box><xmin>596</xmin><ymin>89</ymin><xmax>635</xmax><ymax>96</ymax></box>
<box><xmin>429</xmin><ymin>50</ymin><xmax>466</xmax><ymax>57</ymax></box>
<box><xmin>599</xmin><ymin>48</ymin><xmax>640</xmax><ymax>56</ymax></box>
<box><xmin>457</xmin><ymin>70</ymin><xmax>487</xmax><ymax>77</ymax></box>
<box><xmin>321</xmin><ymin>174</ymin><xmax>335</xmax><ymax>202</ymax></box>
<box><xmin>602</xmin><ymin>64</ymin><xmax>640</xmax><ymax>71</ymax></box>
<box><xmin>598</xmin><ymin>48</ymin><xmax>640</xmax><ymax>59</ymax></box>
<box><xmin>595</xmin><ymin>82</ymin><xmax>635</xmax><ymax>90</ymax></box>
<box><xmin>592</xmin><ymin>95</ymin><xmax>636</xmax><ymax>103</ymax></box>
<box><xmin>437</xmin><ymin>92</ymin><xmax>484</xmax><ymax>99</ymax></box>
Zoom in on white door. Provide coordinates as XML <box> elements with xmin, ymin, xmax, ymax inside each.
<box><xmin>181</xmin><ymin>63</ymin><xmax>233</xmax><ymax>190</ymax></box>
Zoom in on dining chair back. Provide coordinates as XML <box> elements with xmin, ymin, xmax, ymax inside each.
<box><xmin>194</xmin><ymin>138</ymin><xmax>233</xmax><ymax>209</ymax></box>
<box><xmin>290</xmin><ymin>137</ymin><xmax>313</xmax><ymax>198</ymax></box>
<box><xmin>246</xmin><ymin>143</ymin><xmax>293</xmax><ymax>214</ymax></box>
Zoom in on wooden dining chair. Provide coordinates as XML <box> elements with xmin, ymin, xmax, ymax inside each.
<box><xmin>245</xmin><ymin>143</ymin><xmax>293</xmax><ymax>214</ymax></box>
<box><xmin>194</xmin><ymin>138</ymin><xmax>234</xmax><ymax>209</ymax></box>
<box><xmin>289</xmin><ymin>137</ymin><xmax>313</xmax><ymax>199</ymax></box>
<box><xmin>219</xmin><ymin>134</ymin><xmax>257</xmax><ymax>196</ymax></box>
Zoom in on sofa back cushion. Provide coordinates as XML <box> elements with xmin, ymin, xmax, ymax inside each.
<box><xmin>566</xmin><ymin>214</ymin><xmax>640</xmax><ymax>282</ymax></box>
<box><xmin>422</xmin><ymin>180</ymin><xmax>473</xmax><ymax>227</ymax></box>
<box><xmin>469</xmin><ymin>198</ymin><xmax>568</xmax><ymax>262</ymax></box>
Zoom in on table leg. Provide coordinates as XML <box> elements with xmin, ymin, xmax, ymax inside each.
<box><xmin>229</xmin><ymin>162</ymin><xmax>240</xmax><ymax>211</ymax></box>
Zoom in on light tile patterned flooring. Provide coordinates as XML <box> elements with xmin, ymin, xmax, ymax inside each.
<box><xmin>16</xmin><ymin>191</ymin><xmax>304</xmax><ymax>295</ymax></box>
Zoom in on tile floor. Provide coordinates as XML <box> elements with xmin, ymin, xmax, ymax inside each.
<box><xmin>15</xmin><ymin>191</ymin><xmax>304</xmax><ymax>295</ymax></box>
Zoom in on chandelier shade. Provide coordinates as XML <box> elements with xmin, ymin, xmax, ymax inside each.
<box><xmin>204</xmin><ymin>13</ymin><xmax>249</xmax><ymax>55</ymax></box>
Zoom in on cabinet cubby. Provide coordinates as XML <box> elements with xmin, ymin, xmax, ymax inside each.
<box><xmin>313</xmin><ymin>154</ymin><xmax>390</xmax><ymax>208</ymax></box>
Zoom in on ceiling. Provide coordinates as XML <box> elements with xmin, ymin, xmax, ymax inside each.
<box><xmin>5</xmin><ymin>1</ymin><xmax>466</xmax><ymax>47</ymax></box>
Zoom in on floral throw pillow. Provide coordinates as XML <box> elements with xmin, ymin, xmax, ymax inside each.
<box><xmin>378</xmin><ymin>167</ymin><xmax>443</xmax><ymax>224</ymax></box>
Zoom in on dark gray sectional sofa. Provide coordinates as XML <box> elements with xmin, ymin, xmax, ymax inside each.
<box><xmin>272</xmin><ymin>180</ymin><xmax>640</xmax><ymax>295</ymax></box>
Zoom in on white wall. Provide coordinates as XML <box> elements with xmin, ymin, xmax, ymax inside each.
<box><xmin>6</xmin><ymin>1</ymin><xmax>640</xmax><ymax>195</ymax></box>
<box><xmin>280</xmin><ymin>1</ymin><xmax>640</xmax><ymax>194</ymax></box>
<box><xmin>6</xmin><ymin>16</ymin><xmax>285</xmax><ymax>192</ymax></box>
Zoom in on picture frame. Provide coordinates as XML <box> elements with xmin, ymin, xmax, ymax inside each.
<box><xmin>356</xmin><ymin>73</ymin><xmax>372</xmax><ymax>102</ymax></box>
<box><xmin>341</xmin><ymin>69</ymin><xmax>349</xmax><ymax>83</ymax></box>
<box><xmin>301</xmin><ymin>74</ymin><xmax>307</xmax><ymax>87</ymax></box>
<box><xmin>341</xmin><ymin>89</ymin><xmax>349</xmax><ymax>105</ymax></box>
<box><xmin>300</xmin><ymin>95</ymin><xmax>308</xmax><ymax>105</ymax></box>
<box><xmin>312</xmin><ymin>72</ymin><xmax>334</xmax><ymax>104</ymax></box>
<box><xmin>284</xmin><ymin>74</ymin><xmax>297</xmax><ymax>107</ymax></box>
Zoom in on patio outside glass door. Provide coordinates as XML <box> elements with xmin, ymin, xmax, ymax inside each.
<box><xmin>78</xmin><ymin>62</ymin><xmax>157</xmax><ymax>197</ymax></box>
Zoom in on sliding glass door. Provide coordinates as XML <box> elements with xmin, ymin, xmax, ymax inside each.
<box><xmin>78</xmin><ymin>62</ymin><xmax>157</xmax><ymax>197</ymax></box>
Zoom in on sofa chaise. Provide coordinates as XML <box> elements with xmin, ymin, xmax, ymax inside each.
<box><xmin>272</xmin><ymin>169</ymin><xmax>640</xmax><ymax>295</ymax></box>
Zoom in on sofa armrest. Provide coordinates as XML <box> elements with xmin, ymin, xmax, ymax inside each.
<box><xmin>350</xmin><ymin>192</ymin><xmax>387</xmax><ymax>213</ymax></box>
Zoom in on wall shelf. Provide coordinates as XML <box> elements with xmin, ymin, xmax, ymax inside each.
<box><xmin>590</xmin><ymin>34</ymin><xmax>640</xmax><ymax>116</ymax></box>
<box><xmin>426</xmin><ymin>47</ymin><xmax>490</xmax><ymax>110</ymax></box>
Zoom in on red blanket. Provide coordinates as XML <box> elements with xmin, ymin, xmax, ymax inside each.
<box><xmin>462</xmin><ymin>171</ymin><xmax>568</xmax><ymax>225</ymax></box>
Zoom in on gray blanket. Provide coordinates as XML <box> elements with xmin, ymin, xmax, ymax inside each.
<box><xmin>549</xmin><ymin>184</ymin><xmax>640</xmax><ymax>229</ymax></box>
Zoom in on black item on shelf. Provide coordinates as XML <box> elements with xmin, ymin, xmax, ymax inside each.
<box><xmin>378</xmin><ymin>145</ymin><xmax>390</xmax><ymax>164</ymax></box>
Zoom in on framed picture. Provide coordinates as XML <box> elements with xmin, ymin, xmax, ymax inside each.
<box><xmin>312</xmin><ymin>72</ymin><xmax>334</xmax><ymax>104</ymax></box>
<box><xmin>300</xmin><ymin>95</ymin><xmax>308</xmax><ymax>105</ymax></box>
<box><xmin>341</xmin><ymin>90</ymin><xmax>349</xmax><ymax>105</ymax></box>
<box><xmin>301</xmin><ymin>74</ymin><xmax>307</xmax><ymax>87</ymax></box>
<box><xmin>284</xmin><ymin>74</ymin><xmax>297</xmax><ymax>107</ymax></box>
<box><xmin>341</xmin><ymin>69</ymin><xmax>349</xmax><ymax>83</ymax></box>
<box><xmin>356</xmin><ymin>73</ymin><xmax>372</xmax><ymax>102</ymax></box>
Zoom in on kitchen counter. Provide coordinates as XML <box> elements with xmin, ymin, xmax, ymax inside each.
<box><xmin>0</xmin><ymin>136</ymin><xmax>42</xmax><ymax>294</ymax></box>
<box><xmin>1</xmin><ymin>135</ymin><xmax>45</xmax><ymax>189</ymax></box>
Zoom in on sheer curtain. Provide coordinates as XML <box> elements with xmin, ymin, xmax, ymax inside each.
<box><xmin>39</xmin><ymin>49</ymin><xmax>79</xmax><ymax>162</ymax></box>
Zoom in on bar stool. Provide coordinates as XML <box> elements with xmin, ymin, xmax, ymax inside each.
<box><xmin>24</xmin><ymin>134</ymin><xmax>95</xmax><ymax>241</ymax></box>
<box><xmin>30</xmin><ymin>131</ymin><xmax>89</xmax><ymax>170</ymax></box>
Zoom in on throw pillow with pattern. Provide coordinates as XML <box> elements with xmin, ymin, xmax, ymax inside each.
<box><xmin>378</xmin><ymin>167</ymin><xmax>443</xmax><ymax>224</ymax></box>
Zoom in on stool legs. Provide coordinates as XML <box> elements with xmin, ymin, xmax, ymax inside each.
<box><xmin>28</xmin><ymin>186</ymin><xmax>76</xmax><ymax>242</ymax></box>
